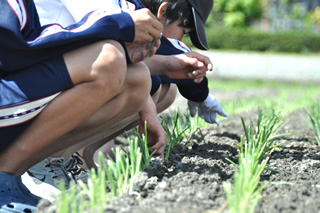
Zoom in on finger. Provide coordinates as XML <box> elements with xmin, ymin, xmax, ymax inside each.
<box><xmin>137</xmin><ymin>32</ymin><xmax>154</xmax><ymax>42</ymax></box>
<box><xmin>187</xmin><ymin>52</ymin><xmax>213</xmax><ymax>71</ymax></box>
<box><xmin>145</xmin><ymin>41</ymin><xmax>156</xmax><ymax>58</ymax></box>
<box><xmin>192</xmin><ymin>68</ymin><xmax>208</xmax><ymax>78</ymax></box>
<box><xmin>160</xmin><ymin>153</ymin><xmax>164</xmax><ymax>161</ymax></box>
<box><xmin>193</xmin><ymin>77</ymin><xmax>204</xmax><ymax>83</ymax></box>
<box><xmin>218</xmin><ymin>110</ymin><xmax>228</xmax><ymax>117</ymax></box>
<box><xmin>191</xmin><ymin>61</ymin><xmax>205</xmax><ymax>74</ymax></box>
<box><xmin>148</xmin><ymin>147</ymin><xmax>157</xmax><ymax>155</ymax></box>
<box><xmin>196</xmin><ymin>54</ymin><xmax>213</xmax><ymax>71</ymax></box>
<box><xmin>203</xmin><ymin>111</ymin><xmax>212</xmax><ymax>124</ymax></box>
<box><xmin>188</xmin><ymin>101</ymin><xmax>198</xmax><ymax>116</ymax></box>
<box><xmin>141</xmin><ymin>49</ymin><xmax>148</xmax><ymax>61</ymax></box>
<box><xmin>187</xmin><ymin>64</ymin><xmax>207</xmax><ymax>80</ymax></box>
<box><xmin>147</xmin><ymin>47</ymin><xmax>158</xmax><ymax>58</ymax></box>
<box><xmin>198</xmin><ymin>110</ymin><xmax>205</xmax><ymax>119</ymax></box>
<box><xmin>149</xmin><ymin>147</ymin><xmax>164</xmax><ymax>158</ymax></box>
<box><xmin>209</xmin><ymin>112</ymin><xmax>217</xmax><ymax>124</ymax></box>
<box><xmin>148</xmin><ymin>28</ymin><xmax>162</xmax><ymax>40</ymax></box>
<box><xmin>151</xmin><ymin>141</ymin><xmax>166</xmax><ymax>155</ymax></box>
<box><xmin>189</xmin><ymin>107</ymin><xmax>197</xmax><ymax>117</ymax></box>
<box><xmin>155</xmin><ymin>38</ymin><xmax>161</xmax><ymax>49</ymax></box>
<box><xmin>147</xmin><ymin>14</ymin><xmax>163</xmax><ymax>39</ymax></box>
<box><xmin>180</xmin><ymin>55</ymin><xmax>200</xmax><ymax>68</ymax></box>
<box><xmin>187</xmin><ymin>70</ymin><xmax>205</xmax><ymax>79</ymax></box>
<box><xmin>207</xmin><ymin>63</ymin><xmax>213</xmax><ymax>71</ymax></box>
<box><xmin>151</xmin><ymin>16</ymin><xmax>163</xmax><ymax>35</ymax></box>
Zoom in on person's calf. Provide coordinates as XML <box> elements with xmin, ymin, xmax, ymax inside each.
<box><xmin>156</xmin><ymin>83</ymin><xmax>177</xmax><ymax>113</ymax></box>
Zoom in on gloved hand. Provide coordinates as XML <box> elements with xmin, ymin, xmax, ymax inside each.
<box><xmin>187</xmin><ymin>94</ymin><xmax>228</xmax><ymax>125</ymax></box>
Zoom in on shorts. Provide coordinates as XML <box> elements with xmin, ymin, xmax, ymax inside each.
<box><xmin>150</xmin><ymin>75</ymin><xmax>161</xmax><ymax>96</ymax></box>
<box><xmin>0</xmin><ymin>55</ymin><xmax>73</xmax><ymax>152</ymax></box>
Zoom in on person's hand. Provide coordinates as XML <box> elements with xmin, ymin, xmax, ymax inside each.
<box><xmin>138</xmin><ymin>96</ymin><xmax>167</xmax><ymax>160</ymax></box>
<box><xmin>187</xmin><ymin>94</ymin><xmax>228</xmax><ymax>125</ymax></box>
<box><xmin>138</xmin><ymin>113</ymin><xmax>167</xmax><ymax>161</ymax></box>
<box><xmin>129</xmin><ymin>8</ymin><xmax>163</xmax><ymax>42</ymax></box>
<box><xmin>125</xmin><ymin>38</ymin><xmax>161</xmax><ymax>63</ymax></box>
<box><xmin>164</xmin><ymin>51</ymin><xmax>213</xmax><ymax>83</ymax></box>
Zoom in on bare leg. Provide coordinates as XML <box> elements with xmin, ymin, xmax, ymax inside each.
<box><xmin>93</xmin><ymin>140</ymin><xmax>115</xmax><ymax>163</ymax></box>
<box><xmin>16</xmin><ymin>62</ymin><xmax>150</xmax><ymax>174</ymax></box>
<box><xmin>0</xmin><ymin>40</ymin><xmax>148</xmax><ymax>175</ymax></box>
<box><xmin>82</xmin><ymin>115</ymin><xmax>140</xmax><ymax>168</ymax></box>
<box><xmin>81</xmin><ymin>83</ymin><xmax>178</xmax><ymax>169</ymax></box>
<box><xmin>156</xmin><ymin>83</ymin><xmax>177</xmax><ymax>113</ymax></box>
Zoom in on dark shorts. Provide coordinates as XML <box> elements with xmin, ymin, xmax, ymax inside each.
<box><xmin>0</xmin><ymin>55</ymin><xmax>73</xmax><ymax>152</ymax></box>
<box><xmin>150</xmin><ymin>75</ymin><xmax>161</xmax><ymax>96</ymax></box>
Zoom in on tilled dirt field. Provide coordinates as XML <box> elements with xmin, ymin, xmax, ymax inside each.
<box><xmin>102</xmin><ymin>109</ymin><xmax>320</xmax><ymax>213</ymax></box>
<box><xmin>36</xmin><ymin>90</ymin><xmax>320</xmax><ymax>213</ymax></box>
<box><xmin>39</xmin><ymin>111</ymin><xmax>320</xmax><ymax>213</ymax></box>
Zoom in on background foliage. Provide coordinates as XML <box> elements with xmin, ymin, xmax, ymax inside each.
<box><xmin>186</xmin><ymin>0</ymin><xmax>320</xmax><ymax>53</ymax></box>
<box><xmin>184</xmin><ymin>27</ymin><xmax>320</xmax><ymax>53</ymax></box>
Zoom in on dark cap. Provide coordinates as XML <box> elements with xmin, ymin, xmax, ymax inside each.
<box><xmin>186</xmin><ymin>0</ymin><xmax>213</xmax><ymax>50</ymax></box>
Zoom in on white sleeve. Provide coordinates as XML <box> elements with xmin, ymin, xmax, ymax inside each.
<box><xmin>60</xmin><ymin>0</ymin><xmax>125</xmax><ymax>23</ymax></box>
<box><xmin>34</xmin><ymin>0</ymin><xmax>76</xmax><ymax>27</ymax></box>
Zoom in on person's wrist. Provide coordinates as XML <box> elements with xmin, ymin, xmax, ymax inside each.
<box><xmin>163</xmin><ymin>55</ymin><xmax>174</xmax><ymax>76</ymax></box>
<box><xmin>203</xmin><ymin>94</ymin><xmax>213</xmax><ymax>105</ymax></box>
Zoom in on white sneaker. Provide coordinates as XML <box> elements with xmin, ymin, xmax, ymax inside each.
<box><xmin>21</xmin><ymin>157</ymin><xmax>71</xmax><ymax>202</ymax></box>
<box><xmin>21</xmin><ymin>171</ymin><xmax>60</xmax><ymax>203</ymax></box>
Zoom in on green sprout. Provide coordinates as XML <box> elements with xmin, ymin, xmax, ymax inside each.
<box><xmin>224</xmin><ymin>135</ymin><xmax>268</xmax><ymax>213</ymax></box>
<box><xmin>161</xmin><ymin>109</ymin><xmax>191</xmax><ymax>160</ymax></box>
<box><xmin>161</xmin><ymin>108</ymin><xmax>217</xmax><ymax>160</ymax></box>
<box><xmin>224</xmin><ymin>109</ymin><xmax>284</xmax><ymax>213</ymax></box>
<box><xmin>55</xmin><ymin>124</ymin><xmax>152</xmax><ymax>212</ymax></box>
<box><xmin>308</xmin><ymin>103</ymin><xmax>320</xmax><ymax>146</ymax></box>
<box><xmin>104</xmin><ymin>124</ymin><xmax>152</xmax><ymax>197</ymax></box>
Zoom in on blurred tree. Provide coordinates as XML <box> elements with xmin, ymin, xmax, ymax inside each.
<box><xmin>213</xmin><ymin>0</ymin><xmax>263</xmax><ymax>27</ymax></box>
<box><xmin>312</xmin><ymin>6</ymin><xmax>320</xmax><ymax>27</ymax></box>
<box><xmin>261</xmin><ymin>0</ymin><xmax>271</xmax><ymax>32</ymax></box>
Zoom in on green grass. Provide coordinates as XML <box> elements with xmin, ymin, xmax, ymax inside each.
<box><xmin>209</xmin><ymin>79</ymin><xmax>320</xmax><ymax>116</ymax></box>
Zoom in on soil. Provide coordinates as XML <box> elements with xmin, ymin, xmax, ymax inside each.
<box><xmin>36</xmin><ymin>88</ymin><xmax>320</xmax><ymax>213</ymax></box>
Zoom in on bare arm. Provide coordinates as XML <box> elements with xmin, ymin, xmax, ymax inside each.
<box><xmin>138</xmin><ymin>95</ymin><xmax>167</xmax><ymax>160</ymax></box>
<box><xmin>144</xmin><ymin>52</ymin><xmax>213</xmax><ymax>83</ymax></box>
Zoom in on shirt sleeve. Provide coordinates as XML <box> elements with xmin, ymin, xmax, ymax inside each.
<box><xmin>156</xmin><ymin>36</ymin><xmax>209</xmax><ymax>102</ymax></box>
<box><xmin>60</xmin><ymin>0</ymin><xmax>123</xmax><ymax>23</ymax></box>
<box><xmin>0</xmin><ymin>0</ymin><xmax>135</xmax><ymax>72</ymax></box>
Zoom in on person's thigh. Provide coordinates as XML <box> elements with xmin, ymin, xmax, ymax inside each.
<box><xmin>63</xmin><ymin>40</ymin><xmax>125</xmax><ymax>85</ymax></box>
<box><xmin>0</xmin><ymin>55</ymin><xmax>73</xmax><ymax>151</ymax></box>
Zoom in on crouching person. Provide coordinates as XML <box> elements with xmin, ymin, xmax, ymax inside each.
<box><xmin>0</xmin><ymin>0</ymin><xmax>162</xmax><ymax>211</ymax></box>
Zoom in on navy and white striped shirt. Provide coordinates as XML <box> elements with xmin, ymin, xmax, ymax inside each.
<box><xmin>0</xmin><ymin>0</ymin><xmax>138</xmax><ymax>73</ymax></box>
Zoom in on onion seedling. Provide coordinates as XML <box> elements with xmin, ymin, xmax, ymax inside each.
<box><xmin>308</xmin><ymin>103</ymin><xmax>320</xmax><ymax>146</ymax></box>
<box><xmin>224</xmin><ymin>109</ymin><xmax>284</xmax><ymax>213</ymax></box>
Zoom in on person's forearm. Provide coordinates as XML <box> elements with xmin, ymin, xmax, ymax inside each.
<box><xmin>138</xmin><ymin>95</ymin><xmax>157</xmax><ymax>120</ymax></box>
<box><xmin>144</xmin><ymin>55</ymin><xmax>172</xmax><ymax>76</ymax></box>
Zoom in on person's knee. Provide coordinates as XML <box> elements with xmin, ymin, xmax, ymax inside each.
<box><xmin>156</xmin><ymin>84</ymin><xmax>177</xmax><ymax>112</ymax></box>
<box><xmin>161</xmin><ymin>84</ymin><xmax>177</xmax><ymax>105</ymax></box>
<box><xmin>91</xmin><ymin>41</ymin><xmax>127</xmax><ymax>97</ymax></box>
<box><xmin>126</xmin><ymin>62</ymin><xmax>151</xmax><ymax>109</ymax></box>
